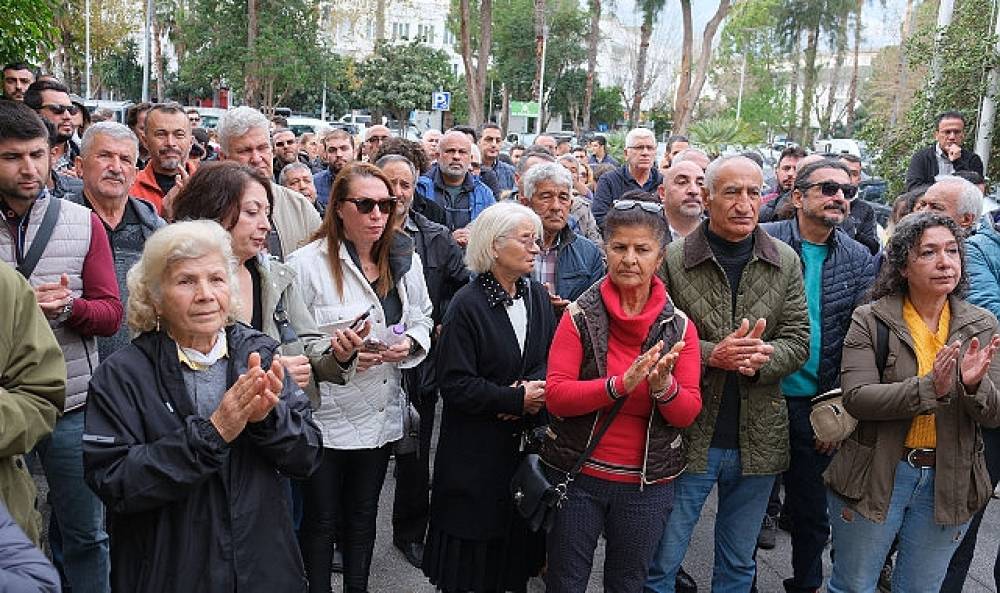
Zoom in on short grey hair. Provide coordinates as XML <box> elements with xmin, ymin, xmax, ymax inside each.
<box><xmin>278</xmin><ymin>161</ymin><xmax>312</xmax><ymax>186</ymax></box>
<box><xmin>80</xmin><ymin>121</ymin><xmax>139</xmax><ymax>160</ymax></box>
<box><xmin>625</xmin><ymin>127</ymin><xmax>655</xmax><ymax>148</ymax></box>
<box><xmin>930</xmin><ymin>175</ymin><xmax>984</xmax><ymax>218</ymax></box>
<box><xmin>375</xmin><ymin>154</ymin><xmax>417</xmax><ymax>181</ymax></box>
<box><xmin>671</xmin><ymin>147</ymin><xmax>710</xmax><ymax>167</ymax></box>
<box><xmin>523</xmin><ymin>162</ymin><xmax>573</xmax><ymax>200</ymax></box>
<box><xmin>217</xmin><ymin>106</ymin><xmax>269</xmax><ymax>155</ymax></box>
<box><xmin>704</xmin><ymin>155</ymin><xmax>763</xmax><ymax>196</ymax></box>
<box><xmin>464</xmin><ymin>202</ymin><xmax>543</xmax><ymax>274</ymax></box>
<box><xmin>126</xmin><ymin>220</ymin><xmax>242</xmax><ymax>333</ymax></box>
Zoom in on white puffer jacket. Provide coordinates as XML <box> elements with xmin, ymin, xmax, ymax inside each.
<box><xmin>287</xmin><ymin>238</ymin><xmax>432</xmax><ymax>449</ymax></box>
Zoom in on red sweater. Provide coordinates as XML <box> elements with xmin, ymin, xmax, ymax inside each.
<box><xmin>546</xmin><ymin>276</ymin><xmax>701</xmax><ymax>483</ymax></box>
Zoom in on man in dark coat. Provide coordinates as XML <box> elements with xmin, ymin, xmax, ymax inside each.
<box><xmin>905</xmin><ymin>110</ymin><xmax>984</xmax><ymax>191</ymax></box>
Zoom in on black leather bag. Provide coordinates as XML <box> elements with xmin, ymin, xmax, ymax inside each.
<box><xmin>510</xmin><ymin>396</ymin><xmax>626</xmax><ymax>533</ymax></box>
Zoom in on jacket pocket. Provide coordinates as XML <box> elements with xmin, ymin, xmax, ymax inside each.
<box><xmin>824</xmin><ymin>437</ymin><xmax>875</xmax><ymax>500</ymax></box>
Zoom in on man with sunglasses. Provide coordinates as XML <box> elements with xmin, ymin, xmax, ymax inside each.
<box><xmin>906</xmin><ymin>111</ymin><xmax>984</xmax><ymax>192</ymax></box>
<box><xmin>24</xmin><ymin>79</ymin><xmax>79</xmax><ymax>175</ymax></box>
<box><xmin>648</xmin><ymin>155</ymin><xmax>809</xmax><ymax>593</ymax></box>
<box><xmin>271</xmin><ymin>128</ymin><xmax>301</xmax><ymax>182</ymax></box>
<box><xmin>363</xmin><ymin>125</ymin><xmax>391</xmax><ymax>161</ymax></box>
<box><xmin>592</xmin><ymin>127</ymin><xmax>663</xmax><ymax>228</ymax></box>
<box><xmin>760</xmin><ymin>158</ymin><xmax>875</xmax><ymax>593</ymax></box>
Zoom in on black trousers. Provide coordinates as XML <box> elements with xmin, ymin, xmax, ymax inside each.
<box><xmin>392</xmin><ymin>393</ymin><xmax>438</xmax><ymax>545</ymax></box>
<box><xmin>299</xmin><ymin>444</ymin><xmax>392</xmax><ymax>593</ymax></box>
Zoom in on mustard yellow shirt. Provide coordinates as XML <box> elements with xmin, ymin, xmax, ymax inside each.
<box><xmin>902</xmin><ymin>298</ymin><xmax>950</xmax><ymax>449</ymax></box>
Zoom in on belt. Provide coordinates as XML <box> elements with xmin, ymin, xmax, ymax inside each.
<box><xmin>904</xmin><ymin>448</ymin><xmax>935</xmax><ymax>468</ymax></box>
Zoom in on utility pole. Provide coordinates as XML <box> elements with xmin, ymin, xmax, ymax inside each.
<box><xmin>85</xmin><ymin>0</ymin><xmax>91</xmax><ymax>99</ymax></box>
<box><xmin>930</xmin><ymin>0</ymin><xmax>955</xmax><ymax>91</ymax></box>
<box><xmin>736</xmin><ymin>53</ymin><xmax>746</xmax><ymax>121</ymax></box>
<box><xmin>975</xmin><ymin>0</ymin><xmax>1000</xmax><ymax>170</ymax></box>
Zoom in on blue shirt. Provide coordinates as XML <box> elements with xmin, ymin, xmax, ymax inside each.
<box><xmin>781</xmin><ymin>240</ymin><xmax>827</xmax><ymax>397</ymax></box>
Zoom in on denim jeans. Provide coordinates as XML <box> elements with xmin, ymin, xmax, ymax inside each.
<box><xmin>939</xmin><ymin>426</ymin><xmax>1000</xmax><ymax>593</ymax></box>
<box><xmin>545</xmin><ymin>472</ymin><xmax>673</xmax><ymax>593</ymax></box>
<box><xmin>782</xmin><ymin>397</ymin><xmax>833</xmax><ymax>592</ymax></box>
<box><xmin>645</xmin><ymin>447</ymin><xmax>776</xmax><ymax>593</ymax></box>
<box><xmin>34</xmin><ymin>409</ymin><xmax>110</xmax><ymax>593</ymax></box>
<box><xmin>827</xmin><ymin>461</ymin><xmax>970</xmax><ymax>593</ymax></box>
<box><xmin>298</xmin><ymin>444</ymin><xmax>391</xmax><ymax>593</ymax></box>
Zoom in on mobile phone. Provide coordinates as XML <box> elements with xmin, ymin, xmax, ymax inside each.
<box><xmin>349</xmin><ymin>309</ymin><xmax>371</xmax><ymax>331</ymax></box>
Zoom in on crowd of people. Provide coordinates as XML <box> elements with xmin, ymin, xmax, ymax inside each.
<box><xmin>2</xmin><ymin>60</ymin><xmax>1000</xmax><ymax>593</ymax></box>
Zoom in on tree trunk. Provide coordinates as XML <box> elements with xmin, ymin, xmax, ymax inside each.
<box><xmin>477</xmin><ymin>0</ymin><xmax>492</xmax><ymax>126</ymax></box>
<box><xmin>532</xmin><ymin>0</ymin><xmax>546</xmax><ymax>103</ymax></box>
<box><xmin>458</xmin><ymin>0</ymin><xmax>484</xmax><ymax>125</ymax></box>
<box><xmin>674</xmin><ymin>0</ymin><xmax>732</xmax><ymax>134</ymax></box>
<box><xmin>821</xmin><ymin>38</ymin><xmax>846</xmax><ymax>137</ymax></box>
<box><xmin>375</xmin><ymin>0</ymin><xmax>386</xmax><ymax>40</ymax></box>
<box><xmin>152</xmin><ymin>19</ymin><xmax>165</xmax><ymax>101</ymax></box>
<box><xmin>245</xmin><ymin>0</ymin><xmax>258</xmax><ymax>107</ymax></box>
<box><xmin>798</xmin><ymin>21</ymin><xmax>820</xmax><ymax>145</ymax></box>
<box><xmin>582</xmin><ymin>0</ymin><xmax>601</xmax><ymax>132</ymax></box>
<box><xmin>890</xmin><ymin>0</ymin><xmax>914</xmax><ymax>127</ymax></box>
<box><xmin>629</xmin><ymin>17</ymin><xmax>652</xmax><ymax>129</ymax></box>
<box><xmin>845</xmin><ymin>0</ymin><xmax>862</xmax><ymax>135</ymax></box>
<box><xmin>672</xmin><ymin>0</ymin><xmax>694</xmax><ymax>133</ymax></box>
<box><xmin>788</xmin><ymin>29</ymin><xmax>801</xmax><ymax>139</ymax></box>
<box><xmin>500</xmin><ymin>83</ymin><xmax>510</xmax><ymax>136</ymax></box>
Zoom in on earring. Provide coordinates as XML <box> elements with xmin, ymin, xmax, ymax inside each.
<box><xmin>155</xmin><ymin>315</ymin><xmax>161</xmax><ymax>332</ymax></box>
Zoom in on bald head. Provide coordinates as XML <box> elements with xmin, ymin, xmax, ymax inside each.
<box><xmin>364</xmin><ymin>125</ymin><xmax>391</xmax><ymax>157</ymax></box>
<box><xmin>660</xmin><ymin>160</ymin><xmax>706</xmax><ymax>223</ymax></box>
<box><xmin>913</xmin><ymin>176</ymin><xmax>983</xmax><ymax>229</ymax></box>
<box><xmin>533</xmin><ymin>134</ymin><xmax>557</xmax><ymax>153</ymax></box>
<box><xmin>438</xmin><ymin>130</ymin><xmax>472</xmax><ymax>184</ymax></box>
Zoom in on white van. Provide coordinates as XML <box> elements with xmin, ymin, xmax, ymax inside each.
<box><xmin>813</xmin><ymin>138</ymin><xmax>863</xmax><ymax>158</ymax></box>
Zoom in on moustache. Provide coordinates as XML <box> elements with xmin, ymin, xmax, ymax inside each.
<box><xmin>101</xmin><ymin>173</ymin><xmax>127</xmax><ymax>183</ymax></box>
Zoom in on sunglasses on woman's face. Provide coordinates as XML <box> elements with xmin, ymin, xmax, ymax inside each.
<box><xmin>798</xmin><ymin>181</ymin><xmax>858</xmax><ymax>201</ymax></box>
<box><xmin>612</xmin><ymin>199</ymin><xmax>664</xmax><ymax>214</ymax></box>
<box><xmin>342</xmin><ymin>197</ymin><xmax>398</xmax><ymax>214</ymax></box>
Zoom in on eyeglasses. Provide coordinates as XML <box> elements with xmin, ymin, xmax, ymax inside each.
<box><xmin>367</xmin><ymin>135</ymin><xmax>389</xmax><ymax>144</ymax></box>
<box><xmin>41</xmin><ymin>104</ymin><xmax>79</xmax><ymax>115</ymax></box>
<box><xmin>342</xmin><ymin>197</ymin><xmax>398</xmax><ymax>214</ymax></box>
<box><xmin>274</xmin><ymin>141</ymin><xmax>295</xmax><ymax>147</ymax></box>
<box><xmin>627</xmin><ymin>144</ymin><xmax>657</xmax><ymax>152</ymax></box>
<box><xmin>503</xmin><ymin>234</ymin><xmax>540</xmax><ymax>249</ymax></box>
<box><xmin>798</xmin><ymin>181</ymin><xmax>858</xmax><ymax>201</ymax></box>
<box><xmin>613</xmin><ymin>199</ymin><xmax>664</xmax><ymax>214</ymax></box>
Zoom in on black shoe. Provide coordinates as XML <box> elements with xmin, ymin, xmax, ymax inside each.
<box><xmin>395</xmin><ymin>540</ymin><xmax>424</xmax><ymax>569</ymax></box>
<box><xmin>332</xmin><ymin>547</ymin><xmax>344</xmax><ymax>573</ymax></box>
<box><xmin>676</xmin><ymin>566</ymin><xmax>697</xmax><ymax>593</ymax></box>
<box><xmin>777</xmin><ymin>512</ymin><xmax>793</xmax><ymax>533</ymax></box>
<box><xmin>877</xmin><ymin>556</ymin><xmax>893</xmax><ymax>593</ymax></box>
<box><xmin>757</xmin><ymin>514</ymin><xmax>777</xmax><ymax>550</ymax></box>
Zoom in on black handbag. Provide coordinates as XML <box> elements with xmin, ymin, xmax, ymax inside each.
<box><xmin>510</xmin><ymin>396</ymin><xmax>627</xmax><ymax>532</ymax></box>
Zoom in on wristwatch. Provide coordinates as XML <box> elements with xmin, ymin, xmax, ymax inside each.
<box><xmin>54</xmin><ymin>295</ymin><xmax>74</xmax><ymax>324</ymax></box>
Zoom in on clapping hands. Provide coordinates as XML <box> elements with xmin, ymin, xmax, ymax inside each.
<box><xmin>210</xmin><ymin>352</ymin><xmax>284</xmax><ymax>442</ymax></box>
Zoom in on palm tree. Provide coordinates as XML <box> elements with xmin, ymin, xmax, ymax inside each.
<box><xmin>628</xmin><ymin>0</ymin><xmax>666</xmax><ymax>128</ymax></box>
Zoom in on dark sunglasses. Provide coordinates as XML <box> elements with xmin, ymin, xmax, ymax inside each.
<box><xmin>613</xmin><ymin>199</ymin><xmax>664</xmax><ymax>214</ymax></box>
<box><xmin>342</xmin><ymin>197</ymin><xmax>398</xmax><ymax>214</ymax></box>
<box><xmin>798</xmin><ymin>181</ymin><xmax>858</xmax><ymax>201</ymax></box>
<box><xmin>42</xmin><ymin>104</ymin><xmax>80</xmax><ymax>115</ymax></box>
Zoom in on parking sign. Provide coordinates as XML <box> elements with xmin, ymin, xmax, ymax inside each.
<box><xmin>432</xmin><ymin>91</ymin><xmax>451</xmax><ymax>111</ymax></box>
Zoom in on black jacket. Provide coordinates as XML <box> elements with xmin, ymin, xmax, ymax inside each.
<box><xmin>906</xmin><ymin>144</ymin><xmax>984</xmax><ymax>191</ymax></box>
<box><xmin>758</xmin><ymin>193</ymin><xmax>879</xmax><ymax>255</ymax></box>
<box><xmin>761</xmin><ymin>218</ymin><xmax>875</xmax><ymax>393</ymax></box>
<box><xmin>83</xmin><ymin>324</ymin><xmax>323</xmax><ymax>593</ymax></box>
<box><xmin>430</xmin><ymin>277</ymin><xmax>556</xmax><ymax>540</ymax></box>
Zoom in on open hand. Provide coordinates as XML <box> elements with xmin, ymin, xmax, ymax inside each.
<box><xmin>623</xmin><ymin>341</ymin><xmax>665</xmax><ymax>392</ymax></box>
<box><xmin>961</xmin><ymin>335</ymin><xmax>1000</xmax><ymax>393</ymax></box>
<box><xmin>932</xmin><ymin>340</ymin><xmax>961</xmax><ymax>397</ymax></box>
<box><xmin>648</xmin><ymin>341</ymin><xmax>685</xmax><ymax>394</ymax></box>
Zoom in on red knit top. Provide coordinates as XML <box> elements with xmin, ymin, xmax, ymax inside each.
<box><xmin>546</xmin><ymin>276</ymin><xmax>702</xmax><ymax>483</ymax></box>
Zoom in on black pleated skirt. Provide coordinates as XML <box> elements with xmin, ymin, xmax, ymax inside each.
<box><xmin>422</xmin><ymin>520</ymin><xmax>545</xmax><ymax>593</ymax></box>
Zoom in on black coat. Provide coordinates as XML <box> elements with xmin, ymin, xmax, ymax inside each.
<box><xmin>430</xmin><ymin>278</ymin><xmax>556</xmax><ymax>540</ymax></box>
<box><xmin>83</xmin><ymin>324</ymin><xmax>323</xmax><ymax>593</ymax></box>
<box><xmin>906</xmin><ymin>144</ymin><xmax>984</xmax><ymax>191</ymax></box>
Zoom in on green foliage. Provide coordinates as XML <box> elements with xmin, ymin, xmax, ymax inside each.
<box><xmin>591</xmin><ymin>84</ymin><xmax>624</xmax><ymax>129</ymax></box>
<box><xmin>859</xmin><ymin>0</ymin><xmax>1000</xmax><ymax>196</ymax></box>
<box><xmin>99</xmin><ymin>39</ymin><xmax>143</xmax><ymax>100</ymax></box>
<box><xmin>356</xmin><ymin>39</ymin><xmax>452</xmax><ymax>130</ymax></box>
<box><xmin>0</xmin><ymin>0</ymin><xmax>56</xmax><ymax>64</ymax></box>
<box><xmin>688</xmin><ymin>116</ymin><xmax>757</xmax><ymax>156</ymax></box>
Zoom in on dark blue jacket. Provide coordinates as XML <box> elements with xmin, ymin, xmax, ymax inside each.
<box><xmin>419</xmin><ymin>164</ymin><xmax>495</xmax><ymax>230</ymax></box>
<box><xmin>550</xmin><ymin>224</ymin><xmax>606</xmax><ymax>302</ymax></box>
<box><xmin>761</xmin><ymin>218</ymin><xmax>875</xmax><ymax>393</ymax></box>
<box><xmin>0</xmin><ymin>501</ymin><xmax>60</xmax><ymax>592</ymax></box>
<box><xmin>966</xmin><ymin>211</ymin><xmax>1000</xmax><ymax>319</ymax></box>
<box><xmin>83</xmin><ymin>323</ymin><xmax>322</xmax><ymax>593</ymax></box>
<box><xmin>592</xmin><ymin>165</ymin><xmax>662</xmax><ymax>227</ymax></box>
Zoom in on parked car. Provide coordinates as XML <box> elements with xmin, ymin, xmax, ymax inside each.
<box><xmin>287</xmin><ymin>116</ymin><xmax>332</xmax><ymax>137</ymax></box>
<box><xmin>83</xmin><ymin>100</ymin><xmax>134</xmax><ymax>124</ymax></box>
<box><xmin>189</xmin><ymin>107</ymin><xmax>229</xmax><ymax>130</ymax></box>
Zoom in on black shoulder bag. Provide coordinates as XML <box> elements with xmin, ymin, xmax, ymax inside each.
<box><xmin>510</xmin><ymin>395</ymin><xmax>627</xmax><ymax>533</ymax></box>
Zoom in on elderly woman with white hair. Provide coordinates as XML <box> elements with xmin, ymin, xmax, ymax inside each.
<box><xmin>82</xmin><ymin>220</ymin><xmax>324</xmax><ymax>593</ymax></box>
<box><xmin>423</xmin><ymin>202</ymin><xmax>557</xmax><ymax>593</ymax></box>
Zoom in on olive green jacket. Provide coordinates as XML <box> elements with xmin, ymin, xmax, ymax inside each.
<box><xmin>660</xmin><ymin>223</ymin><xmax>809</xmax><ymax>475</ymax></box>
<box><xmin>827</xmin><ymin>295</ymin><xmax>1000</xmax><ymax>525</ymax></box>
<box><xmin>0</xmin><ymin>262</ymin><xmax>66</xmax><ymax>545</ymax></box>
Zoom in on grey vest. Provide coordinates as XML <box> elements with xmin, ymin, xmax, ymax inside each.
<box><xmin>0</xmin><ymin>193</ymin><xmax>97</xmax><ymax>410</ymax></box>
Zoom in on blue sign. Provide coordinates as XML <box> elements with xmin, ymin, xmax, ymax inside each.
<box><xmin>432</xmin><ymin>91</ymin><xmax>451</xmax><ymax>111</ymax></box>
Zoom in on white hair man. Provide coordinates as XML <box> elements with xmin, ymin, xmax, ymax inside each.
<box><xmin>592</xmin><ymin>127</ymin><xmax>663</xmax><ymax>227</ymax></box>
<box><xmin>217</xmin><ymin>106</ymin><xmax>321</xmax><ymax>257</ymax></box>
<box><xmin>278</xmin><ymin>162</ymin><xmax>318</xmax><ymax>205</ymax></box>
<box><xmin>912</xmin><ymin>175</ymin><xmax>984</xmax><ymax>233</ymax></box>
<box><xmin>69</xmin><ymin>121</ymin><xmax>166</xmax><ymax>358</ymax></box>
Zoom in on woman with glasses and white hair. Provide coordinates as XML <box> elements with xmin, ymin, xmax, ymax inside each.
<box><xmin>423</xmin><ymin>202</ymin><xmax>557</xmax><ymax>593</ymax></box>
<box><xmin>541</xmin><ymin>192</ymin><xmax>702</xmax><ymax>591</ymax></box>
<box><xmin>287</xmin><ymin>161</ymin><xmax>433</xmax><ymax>593</ymax></box>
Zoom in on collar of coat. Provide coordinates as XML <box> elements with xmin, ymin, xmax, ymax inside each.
<box><xmin>871</xmin><ymin>293</ymin><xmax>996</xmax><ymax>351</ymax></box>
<box><xmin>681</xmin><ymin>219</ymin><xmax>782</xmax><ymax>270</ymax></box>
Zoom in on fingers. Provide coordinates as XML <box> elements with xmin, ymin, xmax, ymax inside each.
<box><xmin>748</xmin><ymin>318</ymin><xmax>767</xmax><ymax>340</ymax></box>
<box><xmin>732</xmin><ymin>318</ymin><xmax>750</xmax><ymax>338</ymax></box>
<box><xmin>248</xmin><ymin>351</ymin><xmax>262</xmax><ymax>371</ymax></box>
<box><xmin>60</xmin><ymin>273</ymin><xmax>70</xmax><ymax>289</ymax></box>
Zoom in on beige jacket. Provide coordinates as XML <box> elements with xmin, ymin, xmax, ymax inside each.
<box><xmin>826</xmin><ymin>294</ymin><xmax>1000</xmax><ymax>525</ymax></box>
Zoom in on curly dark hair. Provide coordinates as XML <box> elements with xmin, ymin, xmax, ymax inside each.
<box><xmin>870</xmin><ymin>212</ymin><xmax>968</xmax><ymax>301</ymax></box>
<box><xmin>371</xmin><ymin>137</ymin><xmax>430</xmax><ymax>175</ymax></box>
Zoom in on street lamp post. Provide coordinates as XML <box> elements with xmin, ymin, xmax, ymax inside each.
<box><xmin>535</xmin><ymin>25</ymin><xmax>549</xmax><ymax>136</ymax></box>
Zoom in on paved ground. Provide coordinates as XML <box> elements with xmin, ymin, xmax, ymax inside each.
<box><xmin>34</xmin><ymin>402</ymin><xmax>1000</xmax><ymax>592</ymax></box>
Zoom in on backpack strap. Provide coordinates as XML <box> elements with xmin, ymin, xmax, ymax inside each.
<box><xmin>18</xmin><ymin>197</ymin><xmax>61</xmax><ymax>280</ymax></box>
<box><xmin>874</xmin><ymin>317</ymin><xmax>889</xmax><ymax>382</ymax></box>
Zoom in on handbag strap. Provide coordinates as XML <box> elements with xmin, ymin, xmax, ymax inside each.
<box><xmin>567</xmin><ymin>395</ymin><xmax>628</xmax><ymax>476</ymax></box>
<box><xmin>17</xmin><ymin>197</ymin><xmax>61</xmax><ymax>280</ymax></box>
<box><xmin>273</xmin><ymin>293</ymin><xmax>299</xmax><ymax>345</ymax></box>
